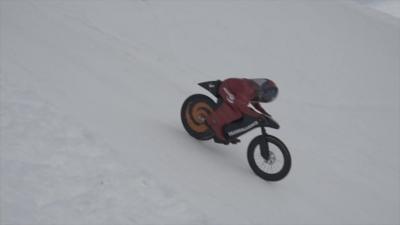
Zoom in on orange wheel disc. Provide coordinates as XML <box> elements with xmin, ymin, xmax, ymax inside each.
<box><xmin>185</xmin><ymin>102</ymin><xmax>213</xmax><ymax>133</ymax></box>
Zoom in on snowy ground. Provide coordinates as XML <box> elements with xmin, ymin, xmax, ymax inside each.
<box><xmin>1</xmin><ymin>1</ymin><xmax>399</xmax><ymax>224</ymax></box>
<box><xmin>356</xmin><ymin>0</ymin><xmax>400</xmax><ymax>18</ymax></box>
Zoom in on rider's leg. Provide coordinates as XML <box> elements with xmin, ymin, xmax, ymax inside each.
<box><xmin>207</xmin><ymin>103</ymin><xmax>241</xmax><ymax>143</ymax></box>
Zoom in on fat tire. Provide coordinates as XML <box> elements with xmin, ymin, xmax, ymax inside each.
<box><xmin>247</xmin><ymin>135</ymin><xmax>291</xmax><ymax>181</ymax></box>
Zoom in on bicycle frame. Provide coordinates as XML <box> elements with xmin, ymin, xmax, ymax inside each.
<box><xmin>179</xmin><ymin>81</ymin><xmax>291</xmax><ymax>181</ymax></box>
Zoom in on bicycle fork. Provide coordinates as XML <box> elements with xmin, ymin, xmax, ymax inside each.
<box><xmin>260</xmin><ymin>126</ymin><xmax>270</xmax><ymax>160</ymax></box>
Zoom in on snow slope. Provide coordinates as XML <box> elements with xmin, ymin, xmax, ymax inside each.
<box><xmin>1</xmin><ymin>1</ymin><xmax>399</xmax><ymax>224</ymax></box>
<box><xmin>356</xmin><ymin>0</ymin><xmax>400</xmax><ymax>19</ymax></box>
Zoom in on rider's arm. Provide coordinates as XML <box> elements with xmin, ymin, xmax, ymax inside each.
<box><xmin>234</xmin><ymin>95</ymin><xmax>264</xmax><ymax>118</ymax></box>
<box><xmin>219</xmin><ymin>81</ymin><xmax>263</xmax><ymax>118</ymax></box>
<box><xmin>251</xmin><ymin>102</ymin><xmax>269</xmax><ymax>116</ymax></box>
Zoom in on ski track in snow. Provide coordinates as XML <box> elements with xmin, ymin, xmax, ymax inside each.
<box><xmin>1</xmin><ymin>1</ymin><xmax>399</xmax><ymax>224</ymax></box>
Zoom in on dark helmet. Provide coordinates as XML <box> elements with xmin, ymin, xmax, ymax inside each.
<box><xmin>250</xmin><ymin>78</ymin><xmax>279</xmax><ymax>103</ymax></box>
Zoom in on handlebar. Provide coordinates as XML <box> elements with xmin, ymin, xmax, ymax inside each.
<box><xmin>259</xmin><ymin>114</ymin><xmax>280</xmax><ymax>129</ymax></box>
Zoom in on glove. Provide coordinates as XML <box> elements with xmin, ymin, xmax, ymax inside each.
<box><xmin>263</xmin><ymin>112</ymin><xmax>271</xmax><ymax>117</ymax></box>
<box><xmin>257</xmin><ymin>115</ymin><xmax>267</xmax><ymax>123</ymax></box>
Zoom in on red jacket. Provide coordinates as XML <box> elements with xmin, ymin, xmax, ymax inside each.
<box><xmin>219</xmin><ymin>78</ymin><xmax>267</xmax><ymax>118</ymax></box>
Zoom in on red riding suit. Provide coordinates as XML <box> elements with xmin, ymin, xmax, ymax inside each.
<box><xmin>206</xmin><ymin>78</ymin><xmax>268</xmax><ymax>142</ymax></box>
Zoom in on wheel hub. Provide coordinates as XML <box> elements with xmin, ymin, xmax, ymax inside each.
<box><xmin>265</xmin><ymin>151</ymin><xmax>276</xmax><ymax>165</ymax></box>
<box><xmin>196</xmin><ymin>115</ymin><xmax>206</xmax><ymax>123</ymax></box>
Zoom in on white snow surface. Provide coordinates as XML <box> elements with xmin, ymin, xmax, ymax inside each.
<box><xmin>356</xmin><ymin>0</ymin><xmax>400</xmax><ymax>19</ymax></box>
<box><xmin>0</xmin><ymin>1</ymin><xmax>399</xmax><ymax>224</ymax></box>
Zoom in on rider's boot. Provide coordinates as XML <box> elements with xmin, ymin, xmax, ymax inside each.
<box><xmin>206</xmin><ymin>117</ymin><xmax>230</xmax><ymax>145</ymax></box>
<box><xmin>213</xmin><ymin>136</ymin><xmax>229</xmax><ymax>145</ymax></box>
<box><xmin>229</xmin><ymin>138</ymin><xmax>241</xmax><ymax>144</ymax></box>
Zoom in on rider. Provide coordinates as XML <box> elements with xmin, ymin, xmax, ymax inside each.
<box><xmin>206</xmin><ymin>78</ymin><xmax>278</xmax><ymax>144</ymax></box>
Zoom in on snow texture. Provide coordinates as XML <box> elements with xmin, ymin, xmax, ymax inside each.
<box><xmin>356</xmin><ymin>0</ymin><xmax>400</xmax><ymax>19</ymax></box>
<box><xmin>1</xmin><ymin>1</ymin><xmax>399</xmax><ymax>224</ymax></box>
